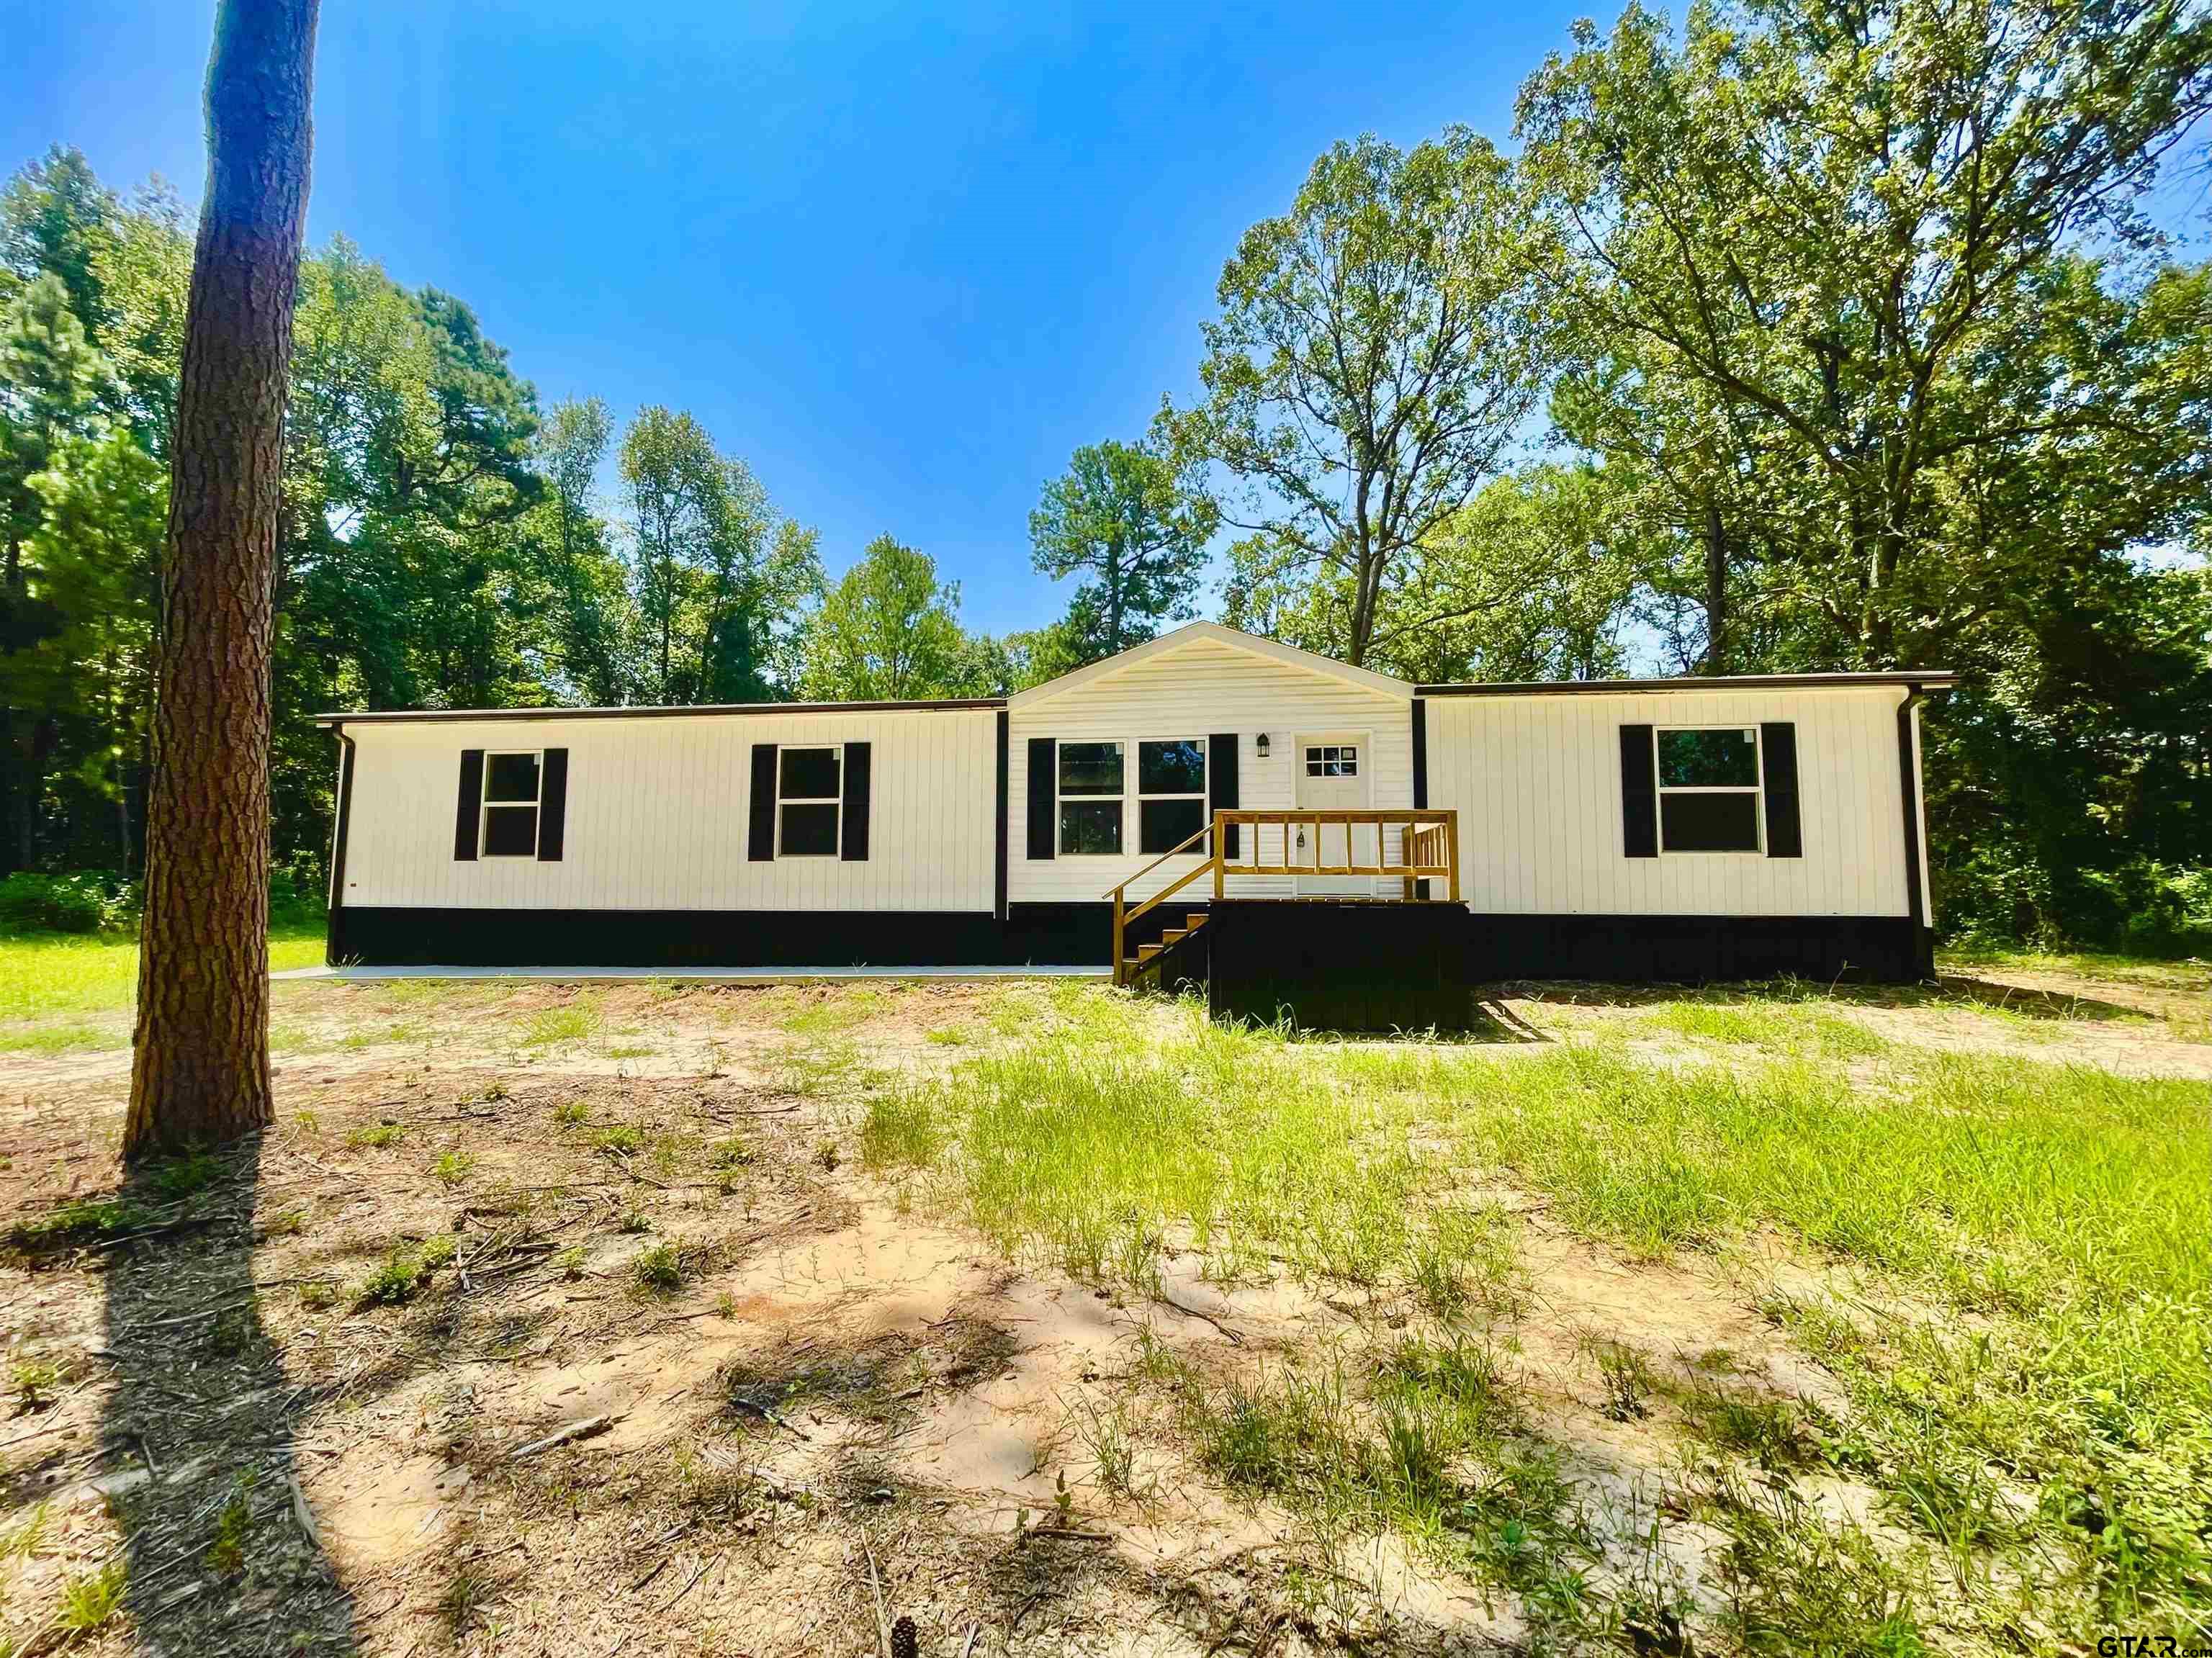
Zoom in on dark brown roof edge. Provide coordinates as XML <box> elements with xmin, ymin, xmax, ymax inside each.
<box><xmin>317</xmin><ymin>697</ymin><xmax>1007</xmax><ymax>727</ymax></box>
<box><xmin>1415</xmin><ymin>670</ymin><xmax>1959</xmax><ymax>696</ymax></box>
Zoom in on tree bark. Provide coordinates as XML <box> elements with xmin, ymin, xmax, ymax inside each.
<box><xmin>127</xmin><ymin>0</ymin><xmax>319</xmax><ymax>1158</ymax></box>
<box><xmin>1701</xmin><ymin>495</ymin><xmax>1729</xmax><ymax>676</ymax></box>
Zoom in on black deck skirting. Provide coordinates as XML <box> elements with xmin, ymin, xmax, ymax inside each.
<box><xmin>1206</xmin><ymin>901</ymin><xmax>1472</xmax><ymax>1032</ymax></box>
<box><xmin>329</xmin><ymin>903</ymin><xmax>1930</xmax><ymax>983</ymax></box>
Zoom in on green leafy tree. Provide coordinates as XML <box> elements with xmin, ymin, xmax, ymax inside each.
<box><xmin>1516</xmin><ymin>0</ymin><xmax>2212</xmax><ymax>663</ymax></box>
<box><xmin>529</xmin><ymin>396</ymin><xmax>632</xmax><ymax>705</ymax></box>
<box><xmin>24</xmin><ymin>428</ymin><xmax>166</xmax><ymax>869</ymax></box>
<box><xmin>803</xmin><ymin>534</ymin><xmax>973</xmax><ymax>700</ymax></box>
<box><xmin>1029</xmin><ymin>430</ymin><xmax>1215</xmax><ymax>663</ymax></box>
<box><xmin>618</xmin><ymin>406</ymin><xmax>819</xmax><ymax>705</ymax></box>
<box><xmin>0</xmin><ymin>145</ymin><xmax>117</xmax><ymax>346</ymax></box>
<box><xmin>621</xmin><ymin>405</ymin><xmax>723</xmax><ymax>700</ymax></box>
<box><xmin>1175</xmin><ymin>129</ymin><xmax>1554</xmax><ymax>667</ymax></box>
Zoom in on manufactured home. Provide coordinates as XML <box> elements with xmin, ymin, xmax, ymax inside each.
<box><xmin>320</xmin><ymin>622</ymin><xmax>1951</xmax><ymax>1022</ymax></box>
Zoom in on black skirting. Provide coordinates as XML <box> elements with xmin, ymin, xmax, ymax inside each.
<box><xmin>328</xmin><ymin>903</ymin><xmax>1932</xmax><ymax>985</ymax></box>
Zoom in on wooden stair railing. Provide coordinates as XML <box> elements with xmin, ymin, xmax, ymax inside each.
<box><xmin>1105</xmin><ymin>817</ymin><xmax>1220</xmax><ymax>988</ymax></box>
<box><xmin>1106</xmin><ymin>809</ymin><xmax>1462</xmax><ymax>988</ymax></box>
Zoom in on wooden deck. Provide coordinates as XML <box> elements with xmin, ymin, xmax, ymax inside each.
<box><xmin>1107</xmin><ymin>808</ymin><xmax>1461</xmax><ymax>988</ymax></box>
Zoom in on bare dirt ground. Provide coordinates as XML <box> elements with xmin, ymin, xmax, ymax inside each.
<box><xmin>1</xmin><ymin>964</ymin><xmax>2206</xmax><ymax>1657</ymax></box>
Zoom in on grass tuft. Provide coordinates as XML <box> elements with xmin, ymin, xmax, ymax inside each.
<box><xmin>59</xmin><ymin>1558</ymin><xmax>127</xmax><ymax>1631</ymax></box>
<box><xmin>354</xmin><ymin>1235</ymin><xmax>457</xmax><ymax>1307</ymax></box>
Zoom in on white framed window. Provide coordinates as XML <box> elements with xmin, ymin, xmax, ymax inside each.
<box><xmin>1655</xmin><ymin>726</ymin><xmax>1762</xmax><ymax>853</ymax></box>
<box><xmin>776</xmin><ymin>746</ymin><xmax>841</xmax><ymax>857</ymax></box>
<box><xmin>1057</xmin><ymin>741</ymin><xmax>1124</xmax><ymax>855</ymax></box>
<box><xmin>480</xmin><ymin>750</ymin><xmax>542</xmax><ymax>857</ymax></box>
<box><xmin>1137</xmin><ymin>738</ymin><xmax>1208</xmax><ymax>854</ymax></box>
<box><xmin>1304</xmin><ymin>742</ymin><xmax>1358</xmax><ymax>778</ymax></box>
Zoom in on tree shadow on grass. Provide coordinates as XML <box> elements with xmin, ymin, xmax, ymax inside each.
<box><xmin>92</xmin><ymin>1135</ymin><xmax>360</xmax><ymax>1653</ymax></box>
<box><xmin>1488</xmin><ymin>974</ymin><xmax>2149</xmax><ymax>1024</ymax></box>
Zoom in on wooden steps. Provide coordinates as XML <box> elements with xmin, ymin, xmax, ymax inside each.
<box><xmin>1121</xmin><ymin>914</ymin><xmax>1208</xmax><ymax>986</ymax></box>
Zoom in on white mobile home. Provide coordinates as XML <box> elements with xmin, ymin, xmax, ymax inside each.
<box><xmin>322</xmin><ymin>622</ymin><xmax>1951</xmax><ymax>999</ymax></box>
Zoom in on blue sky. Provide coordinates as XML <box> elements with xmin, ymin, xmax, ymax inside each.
<box><xmin>9</xmin><ymin>3</ymin><xmax>2206</xmax><ymax>637</ymax></box>
<box><xmin>6</xmin><ymin>0</ymin><xmax>1562</xmax><ymax>635</ymax></box>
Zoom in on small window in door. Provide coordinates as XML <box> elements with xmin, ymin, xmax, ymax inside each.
<box><xmin>1304</xmin><ymin>744</ymin><xmax>1358</xmax><ymax>778</ymax></box>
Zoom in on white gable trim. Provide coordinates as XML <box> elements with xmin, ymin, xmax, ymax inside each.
<box><xmin>1008</xmin><ymin>621</ymin><xmax>1411</xmax><ymax>710</ymax></box>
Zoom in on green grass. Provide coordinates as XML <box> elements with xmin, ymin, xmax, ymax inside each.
<box><xmin>355</xmin><ymin>1235</ymin><xmax>457</xmax><ymax>1306</ymax></box>
<box><xmin>876</xmin><ymin>990</ymin><xmax>2211</xmax><ymax>1641</ymax></box>
<box><xmin>519</xmin><ymin>1000</ymin><xmax>599</xmax><ymax>1046</ymax></box>
<box><xmin>58</xmin><ymin>1557</ymin><xmax>127</xmax><ymax>1632</ymax></box>
<box><xmin>0</xmin><ymin>922</ymin><xmax>325</xmax><ymax>1022</ymax></box>
<box><xmin>1637</xmin><ymin>999</ymin><xmax>1888</xmax><ymax>1058</ymax></box>
<box><xmin>0</xmin><ymin>1020</ymin><xmax>128</xmax><ymax>1054</ymax></box>
<box><xmin>1176</xmin><ymin>1333</ymin><xmax>1591</xmax><ymax>1618</ymax></box>
<box><xmin>780</xmin><ymin>988</ymin><xmax>884</xmax><ymax>1035</ymax></box>
<box><xmin>1938</xmin><ymin>944</ymin><xmax>2212</xmax><ymax>993</ymax></box>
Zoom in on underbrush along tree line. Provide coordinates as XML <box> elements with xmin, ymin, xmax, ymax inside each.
<box><xmin>1</xmin><ymin>0</ymin><xmax>2206</xmax><ymax>955</ymax></box>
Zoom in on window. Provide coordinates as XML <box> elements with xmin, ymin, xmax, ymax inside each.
<box><xmin>1058</xmin><ymin>741</ymin><xmax>1123</xmax><ymax>855</ymax></box>
<box><xmin>777</xmin><ymin>746</ymin><xmax>840</xmax><ymax>856</ymax></box>
<box><xmin>1304</xmin><ymin>743</ymin><xmax>1358</xmax><ymax>778</ymax></box>
<box><xmin>1656</xmin><ymin>727</ymin><xmax>1761</xmax><ymax>852</ymax></box>
<box><xmin>1138</xmin><ymin>739</ymin><xmax>1207</xmax><ymax>854</ymax></box>
<box><xmin>480</xmin><ymin>751</ymin><xmax>541</xmax><ymax>857</ymax></box>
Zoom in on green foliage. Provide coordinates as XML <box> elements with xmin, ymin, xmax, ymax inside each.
<box><xmin>1175</xmin><ymin>127</ymin><xmax>1554</xmax><ymax>669</ymax></box>
<box><xmin>1512</xmin><ymin>0</ymin><xmax>2212</xmax><ymax>943</ymax></box>
<box><xmin>6</xmin><ymin>1193</ymin><xmax>153</xmax><ymax>1252</ymax></box>
<box><xmin>858</xmin><ymin>1086</ymin><xmax>941</xmax><ymax>1170</ymax></box>
<box><xmin>0</xmin><ymin>870</ymin><xmax>131</xmax><ymax>933</ymax></box>
<box><xmin>58</xmin><ymin>1557</ymin><xmax>127</xmax><ymax>1632</ymax></box>
<box><xmin>888</xmin><ymin>990</ymin><xmax>2211</xmax><ymax>1630</ymax></box>
<box><xmin>354</xmin><ymin>1235</ymin><xmax>457</xmax><ymax>1307</ymax></box>
<box><xmin>631</xmin><ymin>1240</ymin><xmax>686</xmax><ymax>1292</ymax></box>
<box><xmin>801</xmin><ymin>533</ymin><xmax>977</xmax><ymax>700</ymax></box>
<box><xmin>206</xmin><ymin>1476</ymin><xmax>253</xmax><ymax>1577</ymax></box>
<box><xmin>1029</xmin><ymin>426</ymin><xmax>1216</xmax><ymax>664</ymax></box>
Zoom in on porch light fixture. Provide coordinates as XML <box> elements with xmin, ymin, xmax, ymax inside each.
<box><xmin>1254</xmin><ymin>733</ymin><xmax>1271</xmax><ymax>757</ymax></box>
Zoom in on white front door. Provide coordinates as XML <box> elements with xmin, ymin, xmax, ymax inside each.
<box><xmin>1292</xmin><ymin>732</ymin><xmax>1375</xmax><ymax>896</ymax></box>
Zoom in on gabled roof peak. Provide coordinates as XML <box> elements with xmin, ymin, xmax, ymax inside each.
<box><xmin>1008</xmin><ymin>621</ymin><xmax>1412</xmax><ymax>708</ymax></box>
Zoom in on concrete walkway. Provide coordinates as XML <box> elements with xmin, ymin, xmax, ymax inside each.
<box><xmin>272</xmin><ymin>963</ymin><xmax>1108</xmax><ymax>984</ymax></box>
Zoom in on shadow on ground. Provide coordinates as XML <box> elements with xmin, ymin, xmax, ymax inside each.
<box><xmin>94</xmin><ymin>1137</ymin><xmax>360</xmax><ymax>1653</ymax></box>
<box><xmin>1484</xmin><ymin>973</ymin><xmax>2149</xmax><ymax>1024</ymax></box>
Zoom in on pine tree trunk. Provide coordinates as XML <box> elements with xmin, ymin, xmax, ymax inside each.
<box><xmin>126</xmin><ymin>0</ymin><xmax>320</xmax><ymax>1159</ymax></box>
<box><xmin>1701</xmin><ymin>496</ymin><xmax>1729</xmax><ymax>675</ymax></box>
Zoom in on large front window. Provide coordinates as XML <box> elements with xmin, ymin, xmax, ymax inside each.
<box><xmin>1656</xmin><ymin>727</ymin><xmax>1761</xmax><ymax>852</ymax></box>
<box><xmin>1057</xmin><ymin>741</ymin><xmax>1124</xmax><ymax>855</ymax></box>
<box><xmin>1138</xmin><ymin>739</ymin><xmax>1207</xmax><ymax>854</ymax></box>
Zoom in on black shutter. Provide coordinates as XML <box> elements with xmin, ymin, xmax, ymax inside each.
<box><xmin>1619</xmin><ymin>725</ymin><xmax>1658</xmax><ymax>858</ymax></box>
<box><xmin>454</xmin><ymin>749</ymin><xmax>484</xmax><ymax>860</ymax></box>
<box><xmin>536</xmin><ymin>747</ymin><xmax>569</xmax><ymax>861</ymax></box>
<box><xmin>1026</xmin><ymin>738</ymin><xmax>1056</xmax><ymax>860</ymax></box>
<box><xmin>1208</xmin><ymin>733</ymin><xmax>1239</xmax><ymax>859</ymax></box>
<box><xmin>1761</xmin><ymin>722</ymin><xmax>1802</xmax><ymax>857</ymax></box>
<box><xmin>841</xmin><ymin>742</ymin><xmax>871</xmax><ymax>861</ymax></box>
<box><xmin>748</xmin><ymin>743</ymin><xmax>777</xmax><ymax>861</ymax></box>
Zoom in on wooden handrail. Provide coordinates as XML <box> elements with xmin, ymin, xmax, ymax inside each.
<box><xmin>1098</xmin><ymin>815</ymin><xmax>1218</xmax><ymax>903</ymax></box>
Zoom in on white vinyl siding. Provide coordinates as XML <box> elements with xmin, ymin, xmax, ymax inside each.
<box><xmin>1424</xmin><ymin>687</ymin><xmax>1911</xmax><ymax>916</ymax></box>
<box><xmin>338</xmin><ymin>709</ymin><xmax>995</xmax><ymax>912</ymax></box>
<box><xmin>1010</xmin><ymin>637</ymin><xmax>1414</xmax><ymax>904</ymax></box>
